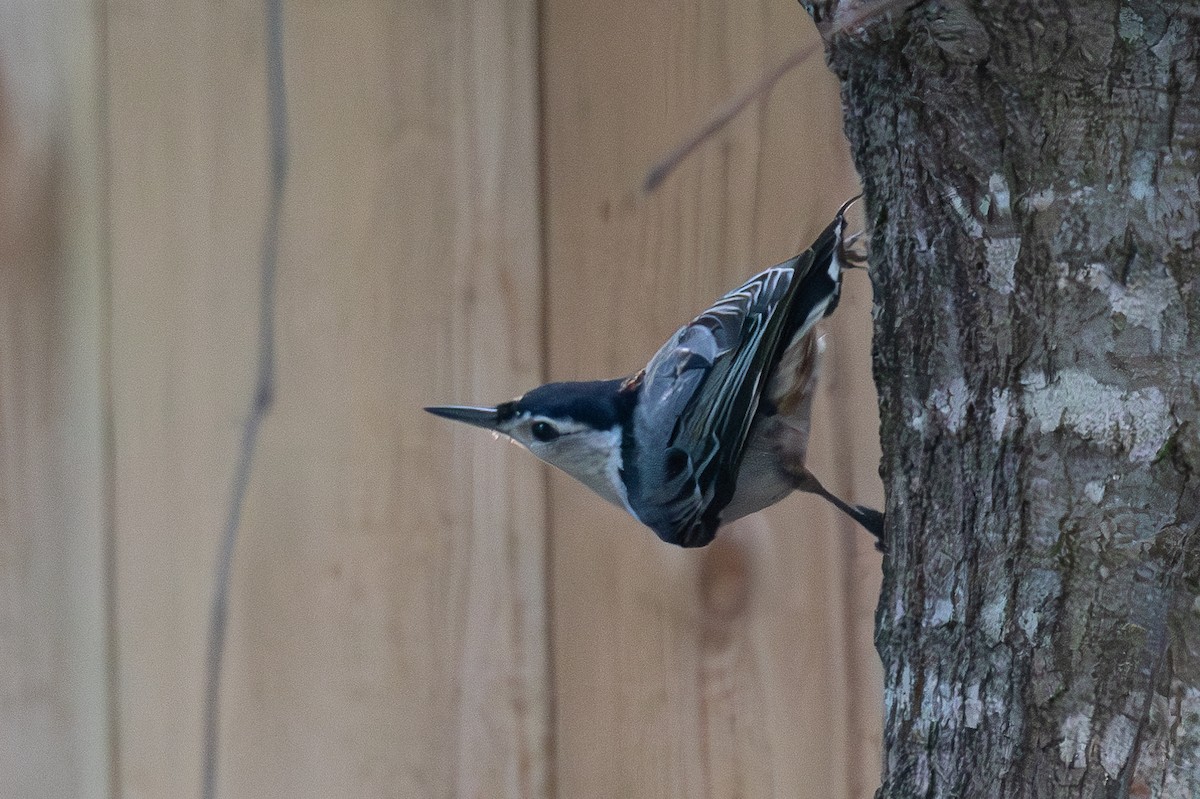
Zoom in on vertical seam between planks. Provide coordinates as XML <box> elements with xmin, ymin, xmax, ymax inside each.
<box><xmin>533</xmin><ymin>0</ymin><xmax>559</xmax><ymax>795</ymax></box>
<box><xmin>96</xmin><ymin>1</ymin><xmax>122</xmax><ymax>795</ymax></box>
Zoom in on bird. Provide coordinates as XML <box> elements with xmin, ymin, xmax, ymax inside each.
<box><xmin>426</xmin><ymin>197</ymin><xmax>884</xmax><ymax>549</ymax></box>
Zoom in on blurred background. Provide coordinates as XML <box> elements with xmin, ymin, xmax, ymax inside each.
<box><xmin>1</xmin><ymin>0</ymin><xmax>882</xmax><ymax>797</ymax></box>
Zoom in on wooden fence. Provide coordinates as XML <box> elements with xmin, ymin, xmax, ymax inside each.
<box><xmin>0</xmin><ymin>1</ymin><xmax>882</xmax><ymax>796</ymax></box>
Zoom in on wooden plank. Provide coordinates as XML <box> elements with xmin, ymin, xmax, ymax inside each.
<box><xmin>541</xmin><ymin>1</ymin><xmax>882</xmax><ymax>796</ymax></box>
<box><xmin>106</xmin><ymin>6</ymin><xmax>261</xmax><ymax>795</ymax></box>
<box><xmin>106</xmin><ymin>1</ymin><xmax>547</xmax><ymax>796</ymax></box>
<box><xmin>0</xmin><ymin>2</ymin><xmax>111</xmax><ymax>797</ymax></box>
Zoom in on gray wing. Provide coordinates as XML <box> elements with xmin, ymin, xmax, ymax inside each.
<box><xmin>625</xmin><ymin>263</ymin><xmax>805</xmax><ymax>546</ymax></box>
<box><xmin>625</xmin><ymin>206</ymin><xmax>851</xmax><ymax>547</ymax></box>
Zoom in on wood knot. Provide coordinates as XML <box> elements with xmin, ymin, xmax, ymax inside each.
<box><xmin>698</xmin><ymin>536</ymin><xmax>752</xmax><ymax>625</ymax></box>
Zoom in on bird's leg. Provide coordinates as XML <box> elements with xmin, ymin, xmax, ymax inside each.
<box><xmin>792</xmin><ymin>468</ymin><xmax>885</xmax><ymax>552</ymax></box>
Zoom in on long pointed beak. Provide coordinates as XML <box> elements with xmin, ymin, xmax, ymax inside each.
<box><xmin>424</xmin><ymin>405</ymin><xmax>501</xmax><ymax>431</ymax></box>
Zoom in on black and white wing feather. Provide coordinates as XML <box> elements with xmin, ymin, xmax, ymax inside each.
<box><xmin>624</xmin><ymin>201</ymin><xmax>855</xmax><ymax>547</ymax></box>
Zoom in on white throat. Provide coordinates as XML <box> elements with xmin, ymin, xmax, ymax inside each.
<box><xmin>544</xmin><ymin>426</ymin><xmax>636</xmax><ymax>518</ymax></box>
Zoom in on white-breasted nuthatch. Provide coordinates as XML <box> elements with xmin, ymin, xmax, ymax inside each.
<box><xmin>427</xmin><ymin>197</ymin><xmax>883</xmax><ymax>548</ymax></box>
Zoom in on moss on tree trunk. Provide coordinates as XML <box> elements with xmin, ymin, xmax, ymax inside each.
<box><xmin>805</xmin><ymin>1</ymin><xmax>1200</xmax><ymax>795</ymax></box>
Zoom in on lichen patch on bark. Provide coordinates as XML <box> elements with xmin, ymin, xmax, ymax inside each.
<box><xmin>990</xmin><ymin>387</ymin><xmax>1012</xmax><ymax>441</ymax></box>
<box><xmin>928</xmin><ymin>376</ymin><xmax>969</xmax><ymax>434</ymax></box>
<box><xmin>1101</xmin><ymin>713</ymin><xmax>1140</xmax><ymax>779</ymax></box>
<box><xmin>984</xmin><ymin>237</ymin><xmax>1019</xmax><ymax>294</ymax></box>
<box><xmin>1059</xmin><ymin>712</ymin><xmax>1092</xmax><ymax>768</ymax></box>
<box><xmin>1021</xmin><ymin>370</ymin><xmax>1174</xmax><ymax>462</ymax></box>
<box><xmin>1079</xmin><ymin>263</ymin><xmax>1181</xmax><ymax>352</ymax></box>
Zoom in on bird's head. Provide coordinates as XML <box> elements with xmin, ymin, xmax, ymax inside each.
<box><xmin>426</xmin><ymin>378</ymin><xmax>638</xmax><ymax>510</ymax></box>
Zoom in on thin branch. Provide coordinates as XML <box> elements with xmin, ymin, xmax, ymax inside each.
<box><xmin>644</xmin><ymin>0</ymin><xmax>917</xmax><ymax>193</ymax></box>
<box><xmin>200</xmin><ymin>0</ymin><xmax>288</xmax><ymax>796</ymax></box>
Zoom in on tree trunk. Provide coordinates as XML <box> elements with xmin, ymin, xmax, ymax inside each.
<box><xmin>805</xmin><ymin>1</ymin><xmax>1200</xmax><ymax>796</ymax></box>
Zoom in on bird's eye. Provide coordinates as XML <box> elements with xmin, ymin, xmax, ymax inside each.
<box><xmin>531</xmin><ymin>421</ymin><xmax>561</xmax><ymax>442</ymax></box>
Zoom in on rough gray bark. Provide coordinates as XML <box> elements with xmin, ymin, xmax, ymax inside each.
<box><xmin>805</xmin><ymin>1</ymin><xmax>1200</xmax><ymax>796</ymax></box>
